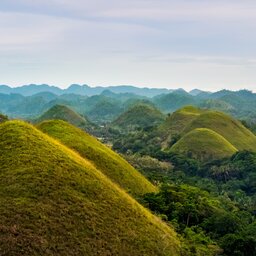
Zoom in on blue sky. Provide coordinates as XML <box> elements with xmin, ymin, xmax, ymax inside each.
<box><xmin>1</xmin><ymin>0</ymin><xmax>256</xmax><ymax>91</ymax></box>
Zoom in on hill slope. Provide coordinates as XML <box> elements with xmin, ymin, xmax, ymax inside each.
<box><xmin>159</xmin><ymin>106</ymin><xmax>203</xmax><ymax>134</ymax></box>
<box><xmin>0</xmin><ymin>120</ymin><xmax>180</xmax><ymax>255</ymax></box>
<box><xmin>153</xmin><ymin>91</ymin><xmax>196</xmax><ymax>113</ymax></box>
<box><xmin>159</xmin><ymin>106</ymin><xmax>256</xmax><ymax>151</ymax></box>
<box><xmin>171</xmin><ymin>128</ymin><xmax>238</xmax><ymax>161</ymax></box>
<box><xmin>112</xmin><ymin>104</ymin><xmax>165</xmax><ymax>131</ymax></box>
<box><xmin>184</xmin><ymin>110</ymin><xmax>256</xmax><ymax>151</ymax></box>
<box><xmin>38</xmin><ymin>120</ymin><xmax>156</xmax><ymax>196</ymax></box>
<box><xmin>36</xmin><ymin>104</ymin><xmax>94</xmax><ymax>131</ymax></box>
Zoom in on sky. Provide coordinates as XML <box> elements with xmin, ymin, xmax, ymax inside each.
<box><xmin>1</xmin><ymin>0</ymin><xmax>256</xmax><ymax>92</ymax></box>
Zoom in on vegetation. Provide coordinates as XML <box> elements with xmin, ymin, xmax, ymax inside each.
<box><xmin>183</xmin><ymin>110</ymin><xmax>256</xmax><ymax>151</ymax></box>
<box><xmin>2</xmin><ymin>84</ymin><xmax>256</xmax><ymax>255</ymax></box>
<box><xmin>153</xmin><ymin>91</ymin><xmax>196</xmax><ymax>113</ymax></box>
<box><xmin>171</xmin><ymin>128</ymin><xmax>237</xmax><ymax>162</ymax></box>
<box><xmin>124</xmin><ymin>154</ymin><xmax>173</xmax><ymax>184</ymax></box>
<box><xmin>108</xmin><ymin>106</ymin><xmax>256</xmax><ymax>255</ymax></box>
<box><xmin>112</xmin><ymin>103</ymin><xmax>165</xmax><ymax>132</ymax></box>
<box><xmin>0</xmin><ymin>120</ymin><xmax>180</xmax><ymax>255</ymax></box>
<box><xmin>113</xmin><ymin>106</ymin><xmax>256</xmax><ymax>162</ymax></box>
<box><xmin>38</xmin><ymin>120</ymin><xmax>157</xmax><ymax>196</ymax></box>
<box><xmin>35</xmin><ymin>104</ymin><xmax>95</xmax><ymax>132</ymax></box>
<box><xmin>0</xmin><ymin>113</ymin><xmax>8</xmax><ymax>122</ymax></box>
<box><xmin>141</xmin><ymin>183</ymin><xmax>256</xmax><ymax>256</ymax></box>
<box><xmin>120</xmin><ymin>148</ymin><xmax>256</xmax><ymax>255</ymax></box>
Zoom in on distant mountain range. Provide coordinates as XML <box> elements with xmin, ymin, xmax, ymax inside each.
<box><xmin>0</xmin><ymin>84</ymin><xmax>174</xmax><ymax>97</ymax></box>
<box><xmin>1</xmin><ymin>84</ymin><xmax>256</xmax><ymax>126</ymax></box>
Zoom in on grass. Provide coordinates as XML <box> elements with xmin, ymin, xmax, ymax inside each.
<box><xmin>160</xmin><ymin>106</ymin><xmax>256</xmax><ymax>152</ymax></box>
<box><xmin>0</xmin><ymin>120</ymin><xmax>180</xmax><ymax>255</ymax></box>
<box><xmin>158</xmin><ymin>106</ymin><xmax>204</xmax><ymax>148</ymax></box>
<box><xmin>171</xmin><ymin>128</ymin><xmax>238</xmax><ymax>161</ymax></box>
<box><xmin>36</xmin><ymin>104</ymin><xmax>94</xmax><ymax>130</ymax></box>
<box><xmin>184</xmin><ymin>110</ymin><xmax>256</xmax><ymax>151</ymax></box>
<box><xmin>112</xmin><ymin>103</ymin><xmax>165</xmax><ymax>130</ymax></box>
<box><xmin>38</xmin><ymin>120</ymin><xmax>157</xmax><ymax>197</ymax></box>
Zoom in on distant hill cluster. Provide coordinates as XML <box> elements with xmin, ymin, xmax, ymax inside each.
<box><xmin>1</xmin><ymin>84</ymin><xmax>256</xmax><ymax>126</ymax></box>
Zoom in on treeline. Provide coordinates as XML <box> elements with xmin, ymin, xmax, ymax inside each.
<box><xmin>127</xmin><ymin>150</ymin><xmax>256</xmax><ymax>255</ymax></box>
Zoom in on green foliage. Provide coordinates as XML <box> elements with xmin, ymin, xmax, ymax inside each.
<box><xmin>142</xmin><ymin>183</ymin><xmax>256</xmax><ymax>256</ymax></box>
<box><xmin>112</xmin><ymin>127</ymin><xmax>162</xmax><ymax>155</ymax></box>
<box><xmin>158</xmin><ymin>106</ymin><xmax>256</xmax><ymax>162</ymax></box>
<box><xmin>112</xmin><ymin>103</ymin><xmax>165</xmax><ymax>132</ymax></box>
<box><xmin>171</xmin><ymin>128</ymin><xmax>237</xmax><ymax>162</ymax></box>
<box><xmin>183</xmin><ymin>110</ymin><xmax>256</xmax><ymax>152</ymax></box>
<box><xmin>86</xmin><ymin>98</ymin><xmax>124</xmax><ymax>123</ymax></box>
<box><xmin>153</xmin><ymin>92</ymin><xmax>196</xmax><ymax>113</ymax></box>
<box><xmin>0</xmin><ymin>113</ymin><xmax>8</xmax><ymax>122</ymax></box>
<box><xmin>112</xmin><ymin>106</ymin><xmax>256</xmax><ymax>163</ymax></box>
<box><xmin>38</xmin><ymin>120</ymin><xmax>156</xmax><ymax>197</ymax></box>
<box><xmin>0</xmin><ymin>120</ymin><xmax>181</xmax><ymax>255</ymax></box>
<box><xmin>36</xmin><ymin>104</ymin><xmax>95</xmax><ymax>131</ymax></box>
<box><xmin>220</xmin><ymin>232</ymin><xmax>256</xmax><ymax>256</ymax></box>
<box><xmin>142</xmin><ymin>184</ymin><xmax>222</xmax><ymax>255</ymax></box>
<box><xmin>124</xmin><ymin>154</ymin><xmax>173</xmax><ymax>183</ymax></box>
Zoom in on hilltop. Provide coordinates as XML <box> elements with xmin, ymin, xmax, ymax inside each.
<box><xmin>159</xmin><ymin>106</ymin><xmax>203</xmax><ymax>135</ymax></box>
<box><xmin>182</xmin><ymin>110</ymin><xmax>256</xmax><ymax>151</ymax></box>
<box><xmin>165</xmin><ymin>106</ymin><xmax>256</xmax><ymax>161</ymax></box>
<box><xmin>38</xmin><ymin>120</ymin><xmax>156</xmax><ymax>196</ymax></box>
<box><xmin>112</xmin><ymin>106</ymin><xmax>256</xmax><ymax>162</ymax></box>
<box><xmin>0</xmin><ymin>120</ymin><xmax>180</xmax><ymax>255</ymax></box>
<box><xmin>153</xmin><ymin>91</ymin><xmax>196</xmax><ymax>113</ymax></box>
<box><xmin>171</xmin><ymin>128</ymin><xmax>238</xmax><ymax>161</ymax></box>
<box><xmin>36</xmin><ymin>104</ymin><xmax>95</xmax><ymax>131</ymax></box>
<box><xmin>112</xmin><ymin>103</ymin><xmax>165</xmax><ymax>131</ymax></box>
<box><xmin>1</xmin><ymin>85</ymin><xmax>256</xmax><ymax>126</ymax></box>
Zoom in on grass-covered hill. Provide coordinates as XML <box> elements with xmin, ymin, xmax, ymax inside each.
<box><xmin>159</xmin><ymin>106</ymin><xmax>203</xmax><ymax>135</ymax></box>
<box><xmin>0</xmin><ymin>120</ymin><xmax>180</xmax><ymax>255</ymax></box>
<box><xmin>38</xmin><ymin>120</ymin><xmax>156</xmax><ymax>196</ymax></box>
<box><xmin>36</xmin><ymin>104</ymin><xmax>95</xmax><ymax>131</ymax></box>
<box><xmin>112</xmin><ymin>103</ymin><xmax>165</xmax><ymax>131</ymax></box>
<box><xmin>165</xmin><ymin>106</ymin><xmax>256</xmax><ymax>161</ymax></box>
<box><xmin>171</xmin><ymin>128</ymin><xmax>238</xmax><ymax>161</ymax></box>
<box><xmin>183</xmin><ymin>110</ymin><xmax>256</xmax><ymax>152</ymax></box>
<box><xmin>113</xmin><ymin>106</ymin><xmax>256</xmax><ymax>162</ymax></box>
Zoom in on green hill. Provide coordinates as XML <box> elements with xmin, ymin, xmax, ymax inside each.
<box><xmin>160</xmin><ymin>106</ymin><xmax>203</xmax><ymax>134</ymax></box>
<box><xmin>160</xmin><ymin>106</ymin><xmax>256</xmax><ymax>151</ymax></box>
<box><xmin>184</xmin><ymin>110</ymin><xmax>256</xmax><ymax>151</ymax></box>
<box><xmin>157</xmin><ymin>106</ymin><xmax>205</xmax><ymax>148</ymax></box>
<box><xmin>36</xmin><ymin>104</ymin><xmax>95</xmax><ymax>131</ymax></box>
<box><xmin>153</xmin><ymin>91</ymin><xmax>196</xmax><ymax>113</ymax></box>
<box><xmin>0</xmin><ymin>120</ymin><xmax>180</xmax><ymax>255</ymax></box>
<box><xmin>112</xmin><ymin>104</ymin><xmax>165</xmax><ymax>131</ymax></box>
<box><xmin>171</xmin><ymin>128</ymin><xmax>238</xmax><ymax>161</ymax></box>
<box><xmin>38</xmin><ymin>120</ymin><xmax>156</xmax><ymax>196</ymax></box>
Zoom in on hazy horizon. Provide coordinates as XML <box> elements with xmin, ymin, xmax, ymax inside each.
<box><xmin>1</xmin><ymin>82</ymin><xmax>256</xmax><ymax>94</ymax></box>
<box><xmin>1</xmin><ymin>1</ymin><xmax>256</xmax><ymax>92</ymax></box>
